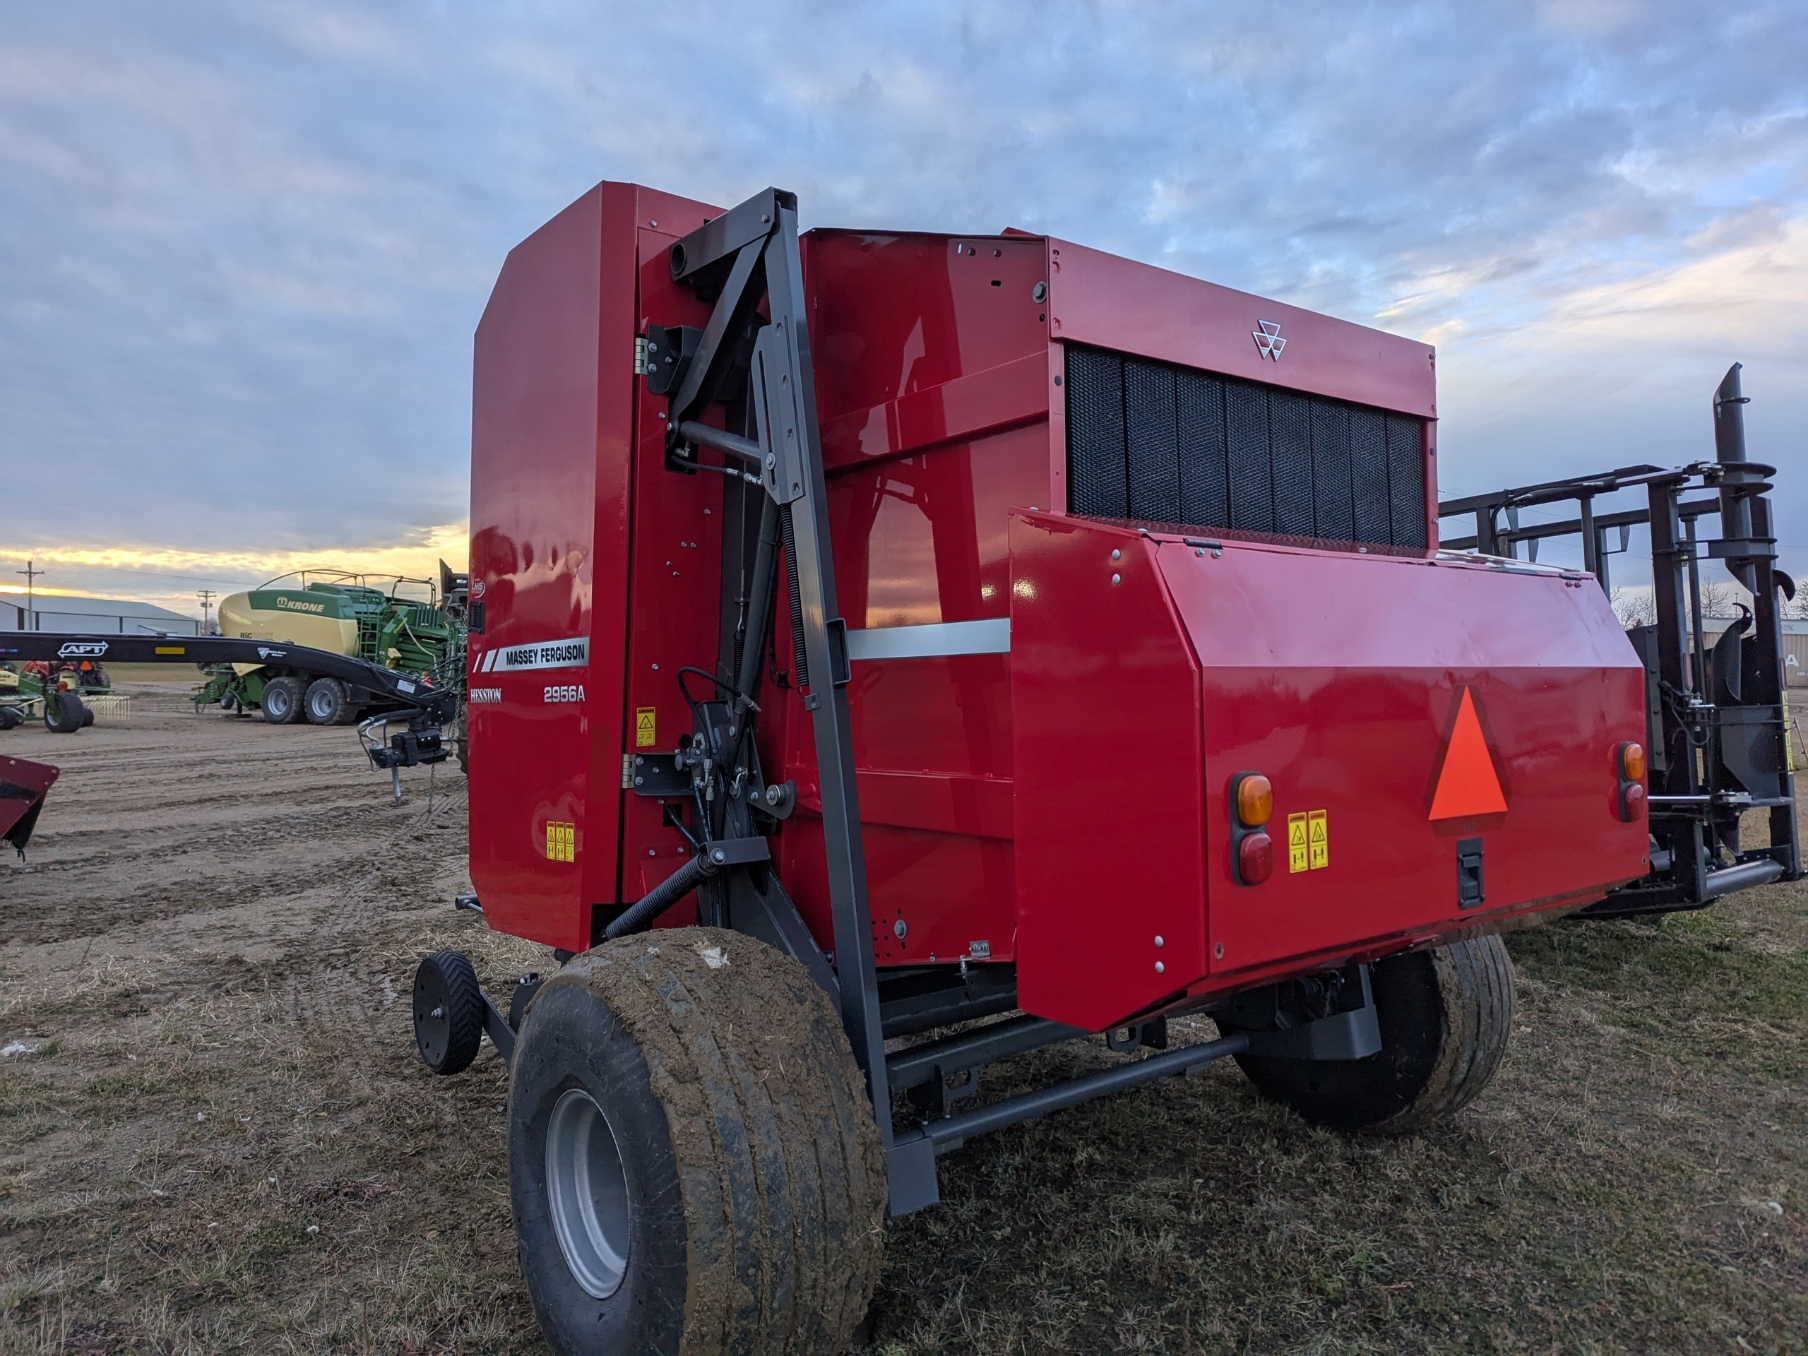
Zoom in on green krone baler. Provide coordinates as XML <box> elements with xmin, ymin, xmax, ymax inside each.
<box><xmin>196</xmin><ymin>571</ymin><xmax>466</xmax><ymax>743</ymax></box>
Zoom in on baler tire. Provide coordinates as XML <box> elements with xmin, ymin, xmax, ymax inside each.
<box><xmin>1233</xmin><ymin>934</ymin><xmax>1515</xmax><ymax>1135</ymax></box>
<box><xmin>507</xmin><ymin>927</ymin><xmax>886</xmax><ymax>1356</ymax></box>
<box><xmin>44</xmin><ymin>691</ymin><xmax>86</xmax><ymax>734</ymax></box>
<box><xmin>412</xmin><ymin>950</ymin><xmax>486</xmax><ymax>1076</ymax></box>
<box><xmin>260</xmin><ymin>676</ymin><xmax>304</xmax><ymax>725</ymax></box>
<box><xmin>303</xmin><ymin>677</ymin><xmax>346</xmax><ymax>726</ymax></box>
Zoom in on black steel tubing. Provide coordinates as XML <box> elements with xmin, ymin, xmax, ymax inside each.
<box><xmin>1702</xmin><ymin>858</ymin><xmax>1786</xmax><ymax>898</ymax></box>
<box><xmin>677</xmin><ymin>420</ymin><xmax>765</xmax><ymax>464</ymax></box>
<box><xmin>920</xmin><ymin>1033</ymin><xmax>1250</xmax><ymax>1151</ymax></box>
<box><xmin>887</xmin><ymin>1014</ymin><xmax>1084</xmax><ymax>1091</ymax></box>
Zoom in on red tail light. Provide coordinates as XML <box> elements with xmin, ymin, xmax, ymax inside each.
<box><xmin>1237</xmin><ymin>832</ymin><xmax>1274</xmax><ymax>884</ymax></box>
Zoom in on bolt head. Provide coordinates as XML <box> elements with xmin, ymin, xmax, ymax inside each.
<box><xmin>711</xmin><ymin>849</ymin><xmax>726</xmax><ymax>864</ymax></box>
<box><xmin>1111</xmin><ymin>573</ymin><xmax>1122</xmax><ymax>586</ymax></box>
<box><xmin>1154</xmin><ymin>935</ymin><xmax>1164</xmax><ymax>948</ymax></box>
<box><xmin>1032</xmin><ymin>281</ymin><xmax>1048</xmax><ymax>303</ymax></box>
<box><xmin>1154</xmin><ymin>961</ymin><xmax>1165</xmax><ymax>974</ymax></box>
<box><xmin>893</xmin><ymin>919</ymin><xmax>908</xmax><ymax>939</ymax></box>
<box><xmin>1111</xmin><ymin>548</ymin><xmax>1121</xmax><ymax>561</ymax></box>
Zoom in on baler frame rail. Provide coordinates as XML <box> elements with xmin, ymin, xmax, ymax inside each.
<box><xmin>1437</xmin><ymin>364</ymin><xmax>1799</xmax><ymax>916</ymax></box>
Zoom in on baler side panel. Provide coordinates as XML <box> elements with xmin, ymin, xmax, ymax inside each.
<box><xmin>1155</xmin><ymin>542</ymin><xmax>1651</xmax><ymax>976</ymax></box>
<box><xmin>771</xmin><ymin>231</ymin><xmax>1053</xmax><ymax>965</ymax></box>
<box><xmin>619</xmin><ymin>227</ymin><xmax>733</xmax><ymax>908</ymax></box>
<box><xmin>1009</xmin><ymin>513</ymin><xmax>1209</xmax><ymax>1031</ymax></box>
<box><xmin>467</xmin><ymin>187</ymin><xmax>608</xmax><ymax>951</ymax></box>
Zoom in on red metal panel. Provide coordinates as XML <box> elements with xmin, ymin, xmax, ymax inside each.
<box><xmin>1045</xmin><ymin>237</ymin><xmax>1437</xmax><ymax>420</ymax></box>
<box><xmin>467</xmin><ymin>187</ymin><xmax>608</xmax><ymax>951</ymax></box>
<box><xmin>618</xmin><ymin>224</ymin><xmax>731</xmax><ymax>908</ymax></box>
<box><xmin>1153</xmin><ymin>536</ymin><xmax>1650</xmax><ymax>980</ymax></box>
<box><xmin>1009</xmin><ymin>512</ymin><xmax>1209</xmax><ymax>1030</ymax></box>
<box><xmin>468</xmin><ymin>182</ymin><xmax>718</xmax><ymax>951</ymax></box>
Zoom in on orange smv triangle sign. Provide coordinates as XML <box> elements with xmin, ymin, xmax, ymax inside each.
<box><xmin>1428</xmin><ymin>687</ymin><xmax>1508</xmax><ymax>821</ymax></box>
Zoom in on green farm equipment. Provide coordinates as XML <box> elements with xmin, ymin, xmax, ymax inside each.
<box><xmin>1</xmin><ymin>658</ymin><xmax>115</xmax><ymax>733</ymax></box>
<box><xmin>196</xmin><ymin>567</ymin><xmax>467</xmax><ymax>740</ymax></box>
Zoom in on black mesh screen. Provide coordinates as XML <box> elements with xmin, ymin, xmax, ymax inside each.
<box><xmin>1064</xmin><ymin>346</ymin><xmax>1427</xmax><ymax>550</ymax></box>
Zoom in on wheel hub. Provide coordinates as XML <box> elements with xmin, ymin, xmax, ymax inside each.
<box><xmin>545</xmin><ymin>1087</ymin><xmax>631</xmax><ymax>1299</ymax></box>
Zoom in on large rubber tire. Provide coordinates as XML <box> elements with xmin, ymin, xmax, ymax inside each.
<box><xmin>508</xmin><ymin>927</ymin><xmax>886</xmax><ymax>1356</ymax></box>
<box><xmin>412</xmin><ymin>950</ymin><xmax>486</xmax><ymax>1076</ymax></box>
<box><xmin>304</xmin><ymin>677</ymin><xmax>350</xmax><ymax>726</ymax></box>
<box><xmin>260</xmin><ymin>676</ymin><xmax>303</xmax><ymax>725</ymax></box>
<box><xmin>0</xmin><ymin>706</ymin><xmax>19</xmax><ymax>731</ymax></box>
<box><xmin>1234</xmin><ymin>935</ymin><xmax>1515</xmax><ymax>1135</ymax></box>
<box><xmin>44</xmin><ymin>690</ymin><xmax>86</xmax><ymax>734</ymax></box>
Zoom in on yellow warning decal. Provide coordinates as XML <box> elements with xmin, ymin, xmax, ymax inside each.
<box><xmin>635</xmin><ymin>707</ymin><xmax>657</xmax><ymax>748</ymax></box>
<box><xmin>1308</xmin><ymin>809</ymin><xmax>1328</xmax><ymax>870</ymax></box>
<box><xmin>154</xmin><ymin>646</ymin><xmax>185</xmax><ymax>655</ymax></box>
<box><xmin>546</xmin><ymin>820</ymin><xmax>576</xmax><ymax>862</ymax></box>
<box><xmin>1287</xmin><ymin>812</ymin><xmax>1309</xmax><ymax>873</ymax></box>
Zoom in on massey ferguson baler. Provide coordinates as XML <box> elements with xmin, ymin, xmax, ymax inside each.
<box><xmin>411</xmin><ymin>182</ymin><xmax>1799</xmax><ymax>1355</ymax></box>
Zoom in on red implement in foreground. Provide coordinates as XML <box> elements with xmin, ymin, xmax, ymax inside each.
<box><xmin>0</xmin><ymin>755</ymin><xmax>57</xmax><ymax>858</ymax></box>
<box><xmin>413</xmin><ymin>182</ymin><xmax>1782</xmax><ymax>1356</ymax></box>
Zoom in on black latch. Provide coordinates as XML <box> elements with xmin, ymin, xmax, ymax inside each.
<box><xmin>644</xmin><ymin>324</ymin><xmax>703</xmax><ymax>397</ymax></box>
<box><xmin>466</xmin><ymin>600</ymin><xmax>485</xmax><ymax>634</ymax></box>
<box><xmin>628</xmin><ymin>752</ymin><xmax>690</xmax><ymax>797</ymax></box>
<box><xmin>1457</xmin><ymin>837</ymin><xmax>1485</xmax><ymax>910</ymax></box>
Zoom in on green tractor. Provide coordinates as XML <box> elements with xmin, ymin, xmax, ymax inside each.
<box><xmin>196</xmin><ymin>568</ymin><xmax>466</xmax><ymax>750</ymax></box>
<box><xmin>1</xmin><ymin>659</ymin><xmax>110</xmax><ymax>732</ymax></box>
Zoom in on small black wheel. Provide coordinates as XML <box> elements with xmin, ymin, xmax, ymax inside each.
<box><xmin>1233</xmin><ymin>935</ymin><xmax>1515</xmax><ymax>1134</ymax></box>
<box><xmin>260</xmin><ymin>676</ymin><xmax>304</xmax><ymax>725</ymax></box>
<box><xmin>0</xmin><ymin>706</ymin><xmax>20</xmax><ymax>731</ymax></box>
<box><xmin>44</xmin><ymin>690</ymin><xmax>86</xmax><ymax>734</ymax></box>
<box><xmin>413</xmin><ymin>950</ymin><xmax>486</xmax><ymax>1076</ymax></box>
<box><xmin>304</xmin><ymin>677</ymin><xmax>347</xmax><ymax>726</ymax></box>
<box><xmin>509</xmin><ymin>928</ymin><xmax>886</xmax><ymax>1355</ymax></box>
<box><xmin>81</xmin><ymin>706</ymin><xmax>95</xmax><ymax>727</ymax></box>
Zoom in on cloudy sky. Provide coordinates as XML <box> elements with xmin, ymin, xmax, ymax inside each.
<box><xmin>2</xmin><ymin>0</ymin><xmax>1804</xmax><ymax>616</ymax></box>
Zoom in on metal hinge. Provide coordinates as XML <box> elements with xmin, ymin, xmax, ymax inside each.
<box><xmin>622</xmin><ymin>753</ymin><xmax>634</xmax><ymax>789</ymax></box>
<box><xmin>633</xmin><ymin>336</ymin><xmax>648</xmax><ymax>376</ymax></box>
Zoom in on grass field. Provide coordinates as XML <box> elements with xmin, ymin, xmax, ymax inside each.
<box><xmin>1</xmin><ymin>688</ymin><xmax>1803</xmax><ymax>1353</ymax></box>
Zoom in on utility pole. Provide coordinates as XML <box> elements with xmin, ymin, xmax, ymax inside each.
<box><xmin>15</xmin><ymin>560</ymin><xmax>43</xmax><ymax>629</ymax></box>
<box><xmin>197</xmin><ymin>589</ymin><xmax>217</xmax><ymax>635</ymax></box>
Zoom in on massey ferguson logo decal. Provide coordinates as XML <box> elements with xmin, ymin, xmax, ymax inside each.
<box><xmin>1253</xmin><ymin>319</ymin><xmax>1286</xmax><ymax>361</ymax></box>
<box><xmin>476</xmin><ymin>636</ymin><xmax>589</xmax><ymax>673</ymax></box>
<box><xmin>57</xmin><ymin>641</ymin><xmax>108</xmax><ymax>658</ymax></box>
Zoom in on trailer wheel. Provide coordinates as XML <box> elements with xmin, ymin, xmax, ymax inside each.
<box><xmin>1233</xmin><ymin>935</ymin><xmax>1515</xmax><ymax>1135</ymax></box>
<box><xmin>44</xmin><ymin>691</ymin><xmax>86</xmax><ymax>734</ymax></box>
<box><xmin>412</xmin><ymin>949</ymin><xmax>486</xmax><ymax>1076</ymax></box>
<box><xmin>303</xmin><ymin>677</ymin><xmax>349</xmax><ymax>726</ymax></box>
<box><xmin>0</xmin><ymin>706</ymin><xmax>19</xmax><ymax>730</ymax></box>
<box><xmin>260</xmin><ymin>676</ymin><xmax>303</xmax><ymax>725</ymax></box>
<box><xmin>81</xmin><ymin>706</ymin><xmax>94</xmax><ymax>727</ymax></box>
<box><xmin>508</xmin><ymin>927</ymin><xmax>885</xmax><ymax>1356</ymax></box>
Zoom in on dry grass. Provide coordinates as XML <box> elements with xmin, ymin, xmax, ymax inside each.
<box><xmin>1</xmin><ymin>688</ymin><xmax>1803</xmax><ymax>1353</ymax></box>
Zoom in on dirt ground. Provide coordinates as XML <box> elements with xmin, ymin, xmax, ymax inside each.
<box><xmin>2</xmin><ymin>683</ymin><xmax>1804</xmax><ymax>1354</ymax></box>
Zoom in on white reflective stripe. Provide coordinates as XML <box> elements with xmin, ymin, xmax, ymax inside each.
<box><xmin>844</xmin><ymin>618</ymin><xmax>1010</xmax><ymax>661</ymax></box>
<box><xmin>479</xmin><ymin>650</ymin><xmax>496</xmax><ymax>672</ymax></box>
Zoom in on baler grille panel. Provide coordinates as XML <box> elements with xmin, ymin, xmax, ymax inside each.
<box><xmin>1064</xmin><ymin>346</ymin><xmax>1428</xmax><ymax>550</ymax></box>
